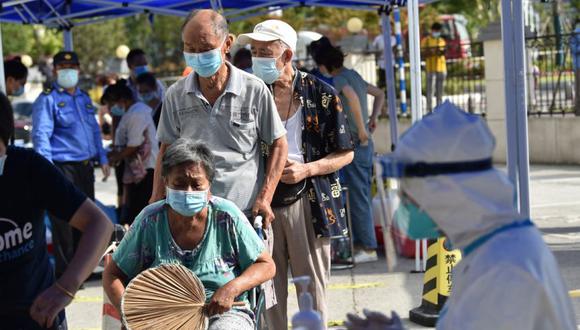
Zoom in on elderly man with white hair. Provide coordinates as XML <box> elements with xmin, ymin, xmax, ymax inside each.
<box><xmin>239</xmin><ymin>20</ymin><xmax>354</xmax><ymax>329</ymax></box>
<box><xmin>151</xmin><ymin>10</ymin><xmax>288</xmax><ymax>230</ymax></box>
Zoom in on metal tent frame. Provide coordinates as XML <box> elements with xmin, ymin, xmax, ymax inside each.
<box><xmin>0</xmin><ymin>0</ymin><xmax>530</xmax><ymax>216</ymax></box>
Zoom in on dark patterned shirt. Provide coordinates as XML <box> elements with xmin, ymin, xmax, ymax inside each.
<box><xmin>265</xmin><ymin>70</ymin><xmax>354</xmax><ymax>238</ymax></box>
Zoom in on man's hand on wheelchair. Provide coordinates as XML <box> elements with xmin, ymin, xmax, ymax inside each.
<box><xmin>345</xmin><ymin>309</ymin><xmax>404</xmax><ymax>330</ymax></box>
<box><xmin>252</xmin><ymin>197</ymin><xmax>275</xmax><ymax>229</ymax></box>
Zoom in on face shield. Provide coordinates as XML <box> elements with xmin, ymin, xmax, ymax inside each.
<box><xmin>379</xmin><ymin>156</ymin><xmax>494</xmax><ymax>241</ymax></box>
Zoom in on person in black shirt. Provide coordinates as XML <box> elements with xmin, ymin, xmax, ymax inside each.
<box><xmin>0</xmin><ymin>92</ymin><xmax>113</xmax><ymax>329</ymax></box>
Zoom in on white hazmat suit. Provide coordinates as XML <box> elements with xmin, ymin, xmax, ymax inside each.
<box><xmin>388</xmin><ymin>102</ymin><xmax>576</xmax><ymax>330</ymax></box>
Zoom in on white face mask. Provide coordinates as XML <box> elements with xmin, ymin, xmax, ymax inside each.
<box><xmin>0</xmin><ymin>154</ymin><xmax>7</xmax><ymax>176</ymax></box>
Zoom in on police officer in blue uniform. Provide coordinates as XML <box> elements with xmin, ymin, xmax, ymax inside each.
<box><xmin>32</xmin><ymin>51</ymin><xmax>110</xmax><ymax>278</ymax></box>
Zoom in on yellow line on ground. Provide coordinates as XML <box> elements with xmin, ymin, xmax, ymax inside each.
<box><xmin>328</xmin><ymin>320</ymin><xmax>345</xmax><ymax>326</ymax></box>
<box><xmin>289</xmin><ymin>282</ymin><xmax>385</xmax><ymax>293</ymax></box>
<box><xmin>328</xmin><ymin>282</ymin><xmax>384</xmax><ymax>290</ymax></box>
<box><xmin>74</xmin><ymin>282</ymin><xmax>385</xmax><ymax>303</ymax></box>
<box><xmin>569</xmin><ymin>290</ymin><xmax>580</xmax><ymax>298</ymax></box>
<box><xmin>73</xmin><ymin>296</ymin><xmax>103</xmax><ymax>303</ymax></box>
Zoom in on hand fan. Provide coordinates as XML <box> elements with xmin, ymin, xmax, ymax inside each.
<box><xmin>122</xmin><ymin>263</ymin><xmax>229</xmax><ymax>330</ymax></box>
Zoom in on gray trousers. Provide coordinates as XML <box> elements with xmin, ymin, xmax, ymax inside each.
<box><xmin>265</xmin><ymin>196</ymin><xmax>331</xmax><ymax>330</ymax></box>
<box><xmin>208</xmin><ymin>309</ymin><xmax>254</xmax><ymax>330</ymax></box>
<box><xmin>426</xmin><ymin>71</ymin><xmax>446</xmax><ymax>112</ymax></box>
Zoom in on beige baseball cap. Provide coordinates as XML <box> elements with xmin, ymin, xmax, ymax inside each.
<box><xmin>238</xmin><ymin>19</ymin><xmax>297</xmax><ymax>51</ymax></box>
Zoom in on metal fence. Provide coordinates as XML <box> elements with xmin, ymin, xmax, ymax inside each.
<box><xmin>436</xmin><ymin>42</ymin><xmax>486</xmax><ymax>115</ymax></box>
<box><xmin>395</xmin><ymin>42</ymin><xmax>486</xmax><ymax>116</ymax></box>
<box><xmin>526</xmin><ymin>33</ymin><xmax>576</xmax><ymax>116</ymax></box>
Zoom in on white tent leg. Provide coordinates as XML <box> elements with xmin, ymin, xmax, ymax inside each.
<box><xmin>0</xmin><ymin>24</ymin><xmax>6</xmax><ymax>95</ymax></box>
<box><xmin>407</xmin><ymin>0</ymin><xmax>422</xmax><ymax>121</ymax></box>
<box><xmin>381</xmin><ymin>12</ymin><xmax>398</xmax><ymax>148</ymax></box>
<box><xmin>501</xmin><ymin>0</ymin><xmax>530</xmax><ymax>217</ymax></box>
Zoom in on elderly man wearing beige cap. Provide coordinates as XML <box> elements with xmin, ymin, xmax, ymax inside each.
<box><xmin>239</xmin><ymin>20</ymin><xmax>354</xmax><ymax>329</ymax></box>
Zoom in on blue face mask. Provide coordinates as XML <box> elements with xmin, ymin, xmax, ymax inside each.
<box><xmin>166</xmin><ymin>187</ymin><xmax>209</xmax><ymax>217</ymax></box>
<box><xmin>183</xmin><ymin>42</ymin><xmax>224</xmax><ymax>78</ymax></box>
<box><xmin>12</xmin><ymin>84</ymin><xmax>25</xmax><ymax>97</ymax></box>
<box><xmin>252</xmin><ymin>56</ymin><xmax>282</xmax><ymax>84</ymax></box>
<box><xmin>110</xmin><ymin>104</ymin><xmax>125</xmax><ymax>117</ymax></box>
<box><xmin>432</xmin><ymin>32</ymin><xmax>441</xmax><ymax>38</ymax></box>
<box><xmin>394</xmin><ymin>198</ymin><xmax>441</xmax><ymax>240</ymax></box>
<box><xmin>133</xmin><ymin>65</ymin><xmax>149</xmax><ymax>77</ymax></box>
<box><xmin>57</xmin><ymin>69</ymin><xmax>79</xmax><ymax>89</ymax></box>
<box><xmin>139</xmin><ymin>91</ymin><xmax>158</xmax><ymax>103</ymax></box>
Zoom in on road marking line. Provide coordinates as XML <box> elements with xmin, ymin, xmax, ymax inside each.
<box><xmin>532</xmin><ymin>201</ymin><xmax>580</xmax><ymax>209</ymax></box>
<box><xmin>569</xmin><ymin>290</ymin><xmax>580</xmax><ymax>298</ymax></box>
<box><xmin>289</xmin><ymin>282</ymin><xmax>385</xmax><ymax>293</ymax></box>
<box><xmin>328</xmin><ymin>320</ymin><xmax>345</xmax><ymax>326</ymax></box>
<box><xmin>74</xmin><ymin>282</ymin><xmax>385</xmax><ymax>303</ymax></box>
<box><xmin>329</xmin><ymin>282</ymin><xmax>385</xmax><ymax>290</ymax></box>
<box><xmin>73</xmin><ymin>296</ymin><xmax>103</xmax><ymax>303</ymax></box>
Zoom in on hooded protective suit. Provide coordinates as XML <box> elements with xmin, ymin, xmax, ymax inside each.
<box><xmin>389</xmin><ymin>102</ymin><xmax>576</xmax><ymax>330</ymax></box>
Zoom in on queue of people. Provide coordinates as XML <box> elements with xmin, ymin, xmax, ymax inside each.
<box><xmin>2</xmin><ymin>8</ymin><xmax>578</xmax><ymax>330</ymax></box>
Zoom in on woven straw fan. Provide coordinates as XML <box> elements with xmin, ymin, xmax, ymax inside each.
<box><xmin>121</xmin><ymin>263</ymin><xmax>245</xmax><ymax>330</ymax></box>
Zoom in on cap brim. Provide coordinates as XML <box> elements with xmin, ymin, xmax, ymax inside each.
<box><xmin>54</xmin><ymin>60</ymin><xmax>80</xmax><ymax>66</ymax></box>
<box><xmin>237</xmin><ymin>32</ymin><xmax>280</xmax><ymax>46</ymax></box>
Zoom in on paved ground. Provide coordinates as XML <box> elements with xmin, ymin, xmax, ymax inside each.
<box><xmin>66</xmin><ymin>165</ymin><xmax>580</xmax><ymax>329</ymax></box>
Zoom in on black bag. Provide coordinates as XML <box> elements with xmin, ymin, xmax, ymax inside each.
<box><xmin>271</xmin><ymin>180</ymin><xmax>307</xmax><ymax>207</ymax></box>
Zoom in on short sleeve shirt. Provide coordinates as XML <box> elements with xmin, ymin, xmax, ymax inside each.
<box><xmin>421</xmin><ymin>36</ymin><xmax>447</xmax><ymax>73</ymax></box>
<box><xmin>157</xmin><ymin>63</ymin><xmax>286</xmax><ymax>213</ymax></box>
<box><xmin>333</xmin><ymin>69</ymin><xmax>370</xmax><ymax>135</ymax></box>
<box><xmin>112</xmin><ymin>196</ymin><xmax>264</xmax><ymax>304</ymax></box>
<box><xmin>0</xmin><ymin>147</ymin><xmax>86</xmax><ymax>310</ymax></box>
<box><xmin>264</xmin><ymin>71</ymin><xmax>354</xmax><ymax>238</ymax></box>
<box><xmin>114</xmin><ymin>102</ymin><xmax>159</xmax><ymax>170</ymax></box>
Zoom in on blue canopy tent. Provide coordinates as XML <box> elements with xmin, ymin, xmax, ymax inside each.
<box><xmin>0</xmin><ymin>0</ymin><xmax>530</xmax><ymax>218</ymax></box>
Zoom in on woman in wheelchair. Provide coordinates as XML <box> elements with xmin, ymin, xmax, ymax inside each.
<box><xmin>103</xmin><ymin>139</ymin><xmax>275</xmax><ymax>329</ymax></box>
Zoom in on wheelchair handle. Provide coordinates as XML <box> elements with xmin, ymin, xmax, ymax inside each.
<box><xmin>253</xmin><ymin>215</ymin><xmax>263</xmax><ymax>229</ymax></box>
<box><xmin>253</xmin><ymin>215</ymin><xmax>265</xmax><ymax>239</ymax></box>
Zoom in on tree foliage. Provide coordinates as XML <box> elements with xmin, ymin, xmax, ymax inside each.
<box><xmin>1</xmin><ymin>24</ymin><xmax>62</xmax><ymax>61</ymax></box>
<box><xmin>73</xmin><ymin>18</ymin><xmax>127</xmax><ymax>74</ymax></box>
<box><xmin>3</xmin><ymin>0</ymin><xmax>573</xmax><ymax>76</ymax></box>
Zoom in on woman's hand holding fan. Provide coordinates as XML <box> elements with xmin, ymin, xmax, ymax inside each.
<box><xmin>206</xmin><ymin>282</ymin><xmax>242</xmax><ymax>316</ymax></box>
<box><xmin>121</xmin><ymin>263</ymin><xmax>245</xmax><ymax>330</ymax></box>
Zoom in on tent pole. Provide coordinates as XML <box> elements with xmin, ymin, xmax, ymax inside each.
<box><xmin>381</xmin><ymin>11</ymin><xmax>398</xmax><ymax>149</ymax></box>
<box><xmin>501</xmin><ymin>0</ymin><xmax>530</xmax><ymax>217</ymax></box>
<box><xmin>0</xmin><ymin>24</ymin><xmax>5</xmax><ymax>94</ymax></box>
<box><xmin>501</xmin><ymin>0</ymin><xmax>518</xmax><ymax>202</ymax></box>
<box><xmin>407</xmin><ymin>0</ymin><xmax>422</xmax><ymax>121</ymax></box>
<box><xmin>63</xmin><ymin>29</ymin><xmax>73</xmax><ymax>51</ymax></box>
<box><xmin>513</xmin><ymin>0</ymin><xmax>530</xmax><ymax>217</ymax></box>
<box><xmin>63</xmin><ymin>3</ymin><xmax>73</xmax><ymax>51</ymax></box>
<box><xmin>393</xmin><ymin>6</ymin><xmax>407</xmax><ymax>114</ymax></box>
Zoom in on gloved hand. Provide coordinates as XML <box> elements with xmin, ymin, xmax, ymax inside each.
<box><xmin>344</xmin><ymin>309</ymin><xmax>404</xmax><ymax>330</ymax></box>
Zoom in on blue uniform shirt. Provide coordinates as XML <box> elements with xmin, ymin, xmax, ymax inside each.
<box><xmin>32</xmin><ymin>83</ymin><xmax>108</xmax><ymax>164</ymax></box>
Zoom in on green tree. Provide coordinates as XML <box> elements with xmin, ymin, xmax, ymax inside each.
<box><xmin>121</xmin><ymin>14</ymin><xmax>183</xmax><ymax>73</ymax></box>
<box><xmin>73</xmin><ymin>18</ymin><xmax>127</xmax><ymax>75</ymax></box>
<box><xmin>1</xmin><ymin>24</ymin><xmax>62</xmax><ymax>62</ymax></box>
